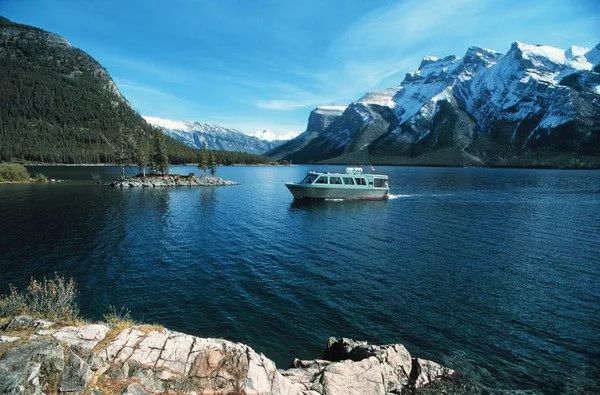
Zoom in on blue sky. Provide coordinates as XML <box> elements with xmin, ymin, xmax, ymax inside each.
<box><xmin>1</xmin><ymin>0</ymin><xmax>598</xmax><ymax>139</ymax></box>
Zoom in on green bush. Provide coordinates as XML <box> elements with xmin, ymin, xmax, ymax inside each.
<box><xmin>32</xmin><ymin>173</ymin><xmax>48</xmax><ymax>183</ymax></box>
<box><xmin>0</xmin><ymin>162</ymin><xmax>30</xmax><ymax>182</ymax></box>
<box><xmin>0</xmin><ymin>275</ymin><xmax>79</xmax><ymax>321</ymax></box>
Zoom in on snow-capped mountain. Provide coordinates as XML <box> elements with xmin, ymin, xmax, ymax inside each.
<box><xmin>274</xmin><ymin>42</ymin><xmax>600</xmax><ymax>167</ymax></box>
<box><xmin>144</xmin><ymin>116</ymin><xmax>287</xmax><ymax>154</ymax></box>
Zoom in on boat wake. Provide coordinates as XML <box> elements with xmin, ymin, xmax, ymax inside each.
<box><xmin>387</xmin><ymin>194</ymin><xmax>412</xmax><ymax>199</ymax></box>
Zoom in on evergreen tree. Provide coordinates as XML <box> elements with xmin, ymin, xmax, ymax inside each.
<box><xmin>197</xmin><ymin>148</ymin><xmax>209</xmax><ymax>176</ymax></box>
<box><xmin>114</xmin><ymin>134</ymin><xmax>130</xmax><ymax>180</ymax></box>
<box><xmin>208</xmin><ymin>150</ymin><xmax>217</xmax><ymax>176</ymax></box>
<box><xmin>134</xmin><ymin>137</ymin><xmax>150</xmax><ymax>177</ymax></box>
<box><xmin>151</xmin><ymin>133</ymin><xmax>169</xmax><ymax>174</ymax></box>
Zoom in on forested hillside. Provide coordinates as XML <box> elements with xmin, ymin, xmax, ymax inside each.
<box><xmin>0</xmin><ymin>16</ymin><xmax>197</xmax><ymax>164</ymax></box>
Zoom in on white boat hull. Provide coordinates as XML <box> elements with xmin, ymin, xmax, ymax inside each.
<box><xmin>285</xmin><ymin>183</ymin><xmax>388</xmax><ymax>200</ymax></box>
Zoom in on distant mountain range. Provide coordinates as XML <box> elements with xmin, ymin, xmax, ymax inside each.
<box><xmin>144</xmin><ymin>116</ymin><xmax>288</xmax><ymax>155</ymax></box>
<box><xmin>269</xmin><ymin>42</ymin><xmax>600</xmax><ymax>168</ymax></box>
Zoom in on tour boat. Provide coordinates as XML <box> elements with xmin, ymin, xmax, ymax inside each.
<box><xmin>285</xmin><ymin>167</ymin><xmax>389</xmax><ymax>200</ymax></box>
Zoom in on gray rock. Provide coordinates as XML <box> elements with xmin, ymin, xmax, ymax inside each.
<box><xmin>0</xmin><ymin>320</ymin><xmax>456</xmax><ymax>394</ymax></box>
<box><xmin>122</xmin><ymin>382</ymin><xmax>151</xmax><ymax>395</ymax></box>
<box><xmin>298</xmin><ymin>338</ymin><xmax>449</xmax><ymax>394</ymax></box>
<box><xmin>319</xmin><ymin>357</ymin><xmax>385</xmax><ymax>395</ymax></box>
<box><xmin>0</xmin><ymin>339</ymin><xmax>65</xmax><ymax>394</ymax></box>
<box><xmin>41</xmin><ymin>323</ymin><xmax>110</xmax><ymax>352</ymax></box>
<box><xmin>413</xmin><ymin>357</ymin><xmax>455</xmax><ymax>388</ymax></box>
<box><xmin>4</xmin><ymin>315</ymin><xmax>55</xmax><ymax>331</ymax></box>
<box><xmin>110</xmin><ymin>175</ymin><xmax>238</xmax><ymax>188</ymax></box>
<box><xmin>60</xmin><ymin>350</ymin><xmax>93</xmax><ymax>393</ymax></box>
<box><xmin>0</xmin><ymin>335</ymin><xmax>19</xmax><ymax>343</ymax></box>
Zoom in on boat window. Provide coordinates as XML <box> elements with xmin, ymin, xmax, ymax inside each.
<box><xmin>343</xmin><ymin>177</ymin><xmax>355</xmax><ymax>185</ymax></box>
<box><xmin>374</xmin><ymin>178</ymin><xmax>386</xmax><ymax>187</ymax></box>
<box><xmin>355</xmin><ymin>178</ymin><xmax>366</xmax><ymax>185</ymax></box>
<box><xmin>330</xmin><ymin>177</ymin><xmax>342</xmax><ymax>185</ymax></box>
<box><xmin>302</xmin><ymin>174</ymin><xmax>318</xmax><ymax>184</ymax></box>
<box><xmin>315</xmin><ymin>176</ymin><xmax>329</xmax><ymax>184</ymax></box>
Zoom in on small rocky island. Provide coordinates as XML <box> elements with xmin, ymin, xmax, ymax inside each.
<box><xmin>0</xmin><ymin>316</ymin><xmax>457</xmax><ymax>394</ymax></box>
<box><xmin>110</xmin><ymin>174</ymin><xmax>238</xmax><ymax>188</ymax></box>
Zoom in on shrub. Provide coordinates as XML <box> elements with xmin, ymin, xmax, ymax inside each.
<box><xmin>0</xmin><ymin>285</ymin><xmax>28</xmax><ymax>317</ymax></box>
<box><xmin>33</xmin><ymin>173</ymin><xmax>48</xmax><ymax>183</ymax></box>
<box><xmin>0</xmin><ymin>275</ymin><xmax>79</xmax><ymax>321</ymax></box>
<box><xmin>103</xmin><ymin>305</ymin><xmax>135</xmax><ymax>328</ymax></box>
<box><xmin>0</xmin><ymin>162</ymin><xmax>30</xmax><ymax>182</ymax></box>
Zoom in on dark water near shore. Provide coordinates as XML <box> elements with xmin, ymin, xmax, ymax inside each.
<box><xmin>1</xmin><ymin>165</ymin><xmax>599</xmax><ymax>392</ymax></box>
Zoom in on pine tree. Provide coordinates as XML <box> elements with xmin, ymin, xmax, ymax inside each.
<box><xmin>208</xmin><ymin>150</ymin><xmax>217</xmax><ymax>177</ymax></box>
<box><xmin>197</xmin><ymin>148</ymin><xmax>209</xmax><ymax>176</ymax></box>
<box><xmin>151</xmin><ymin>133</ymin><xmax>169</xmax><ymax>174</ymax></box>
<box><xmin>134</xmin><ymin>136</ymin><xmax>150</xmax><ymax>177</ymax></box>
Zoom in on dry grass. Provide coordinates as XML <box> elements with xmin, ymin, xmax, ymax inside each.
<box><xmin>0</xmin><ymin>275</ymin><xmax>79</xmax><ymax>322</ymax></box>
<box><xmin>103</xmin><ymin>306</ymin><xmax>136</xmax><ymax>329</ymax></box>
<box><xmin>94</xmin><ymin>374</ymin><xmax>147</xmax><ymax>394</ymax></box>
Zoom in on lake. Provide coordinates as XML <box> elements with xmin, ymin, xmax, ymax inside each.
<box><xmin>1</xmin><ymin>165</ymin><xmax>599</xmax><ymax>392</ymax></box>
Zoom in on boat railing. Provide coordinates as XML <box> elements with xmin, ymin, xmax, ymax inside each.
<box><xmin>345</xmin><ymin>167</ymin><xmax>363</xmax><ymax>175</ymax></box>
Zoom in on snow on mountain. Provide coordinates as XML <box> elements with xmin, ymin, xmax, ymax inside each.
<box><xmin>357</xmin><ymin>88</ymin><xmax>399</xmax><ymax>108</ymax></box>
<box><xmin>251</xmin><ymin>129</ymin><xmax>296</xmax><ymax>142</ymax></box>
<box><xmin>277</xmin><ymin>41</ymin><xmax>600</xmax><ymax>166</ymax></box>
<box><xmin>143</xmin><ymin>116</ymin><xmax>285</xmax><ymax>154</ymax></box>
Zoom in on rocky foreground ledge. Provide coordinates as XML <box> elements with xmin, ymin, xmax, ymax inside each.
<box><xmin>110</xmin><ymin>175</ymin><xmax>238</xmax><ymax>188</ymax></box>
<box><xmin>0</xmin><ymin>316</ymin><xmax>456</xmax><ymax>394</ymax></box>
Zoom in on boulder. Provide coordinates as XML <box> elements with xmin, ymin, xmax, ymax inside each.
<box><xmin>318</xmin><ymin>357</ymin><xmax>385</xmax><ymax>395</ymax></box>
<box><xmin>412</xmin><ymin>357</ymin><xmax>455</xmax><ymax>388</ymax></box>
<box><xmin>60</xmin><ymin>350</ymin><xmax>93</xmax><ymax>393</ymax></box>
<box><xmin>96</xmin><ymin>328</ymin><xmax>298</xmax><ymax>394</ymax></box>
<box><xmin>0</xmin><ymin>339</ymin><xmax>65</xmax><ymax>394</ymax></box>
<box><xmin>3</xmin><ymin>315</ymin><xmax>54</xmax><ymax>331</ymax></box>
<box><xmin>0</xmin><ymin>317</ymin><xmax>457</xmax><ymax>394</ymax></box>
<box><xmin>293</xmin><ymin>337</ymin><xmax>451</xmax><ymax>394</ymax></box>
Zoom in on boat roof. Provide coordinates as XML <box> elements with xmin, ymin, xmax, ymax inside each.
<box><xmin>307</xmin><ymin>171</ymin><xmax>388</xmax><ymax>178</ymax></box>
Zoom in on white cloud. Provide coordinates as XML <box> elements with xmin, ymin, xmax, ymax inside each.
<box><xmin>255</xmin><ymin>99</ymin><xmax>316</xmax><ymax>110</ymax></box>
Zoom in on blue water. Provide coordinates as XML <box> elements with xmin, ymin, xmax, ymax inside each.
<box><xmin>1</xmin><ymin>165</ymin><xmax>599</xmax><ymax>392</ymax></box>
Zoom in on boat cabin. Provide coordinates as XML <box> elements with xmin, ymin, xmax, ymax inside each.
<box><xmin>300</xmin><ymin>169</ymin><xmax>388</xmax><ymax>189</ymax></box>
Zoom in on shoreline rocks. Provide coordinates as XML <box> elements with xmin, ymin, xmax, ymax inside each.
<box><xmin>0</xmin><ymin>316</ymin><xmax>458</xmax><ymax>394</ymax></box>
<box><xmin>110</xmin><ymin>174</ymin><xmax>238</xmax><ymax>188</ymax></box>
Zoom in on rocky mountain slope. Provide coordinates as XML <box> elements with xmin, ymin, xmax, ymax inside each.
<box><xmin>0</xmin><ymin>315</ymin><xmax>459</xmax><ymax>394</ymax></box>
<box><xmin>144</xmin><ymin>116</ymin><xmax>287</xmax><ymax>155</ymax></box>
<box><xmin>0</xmin><ymin>17</ymin><xmax>197</xmax><ymax>164</ymax></box>
<box><xmin>272</xmin><ymin>42</ymin><xmax>600</xmax><ymax>168</ymax></box>
<box><xmin>267</xmin><ymin>105</ymin><xmax>348</xmax><ymax>159</ymax></box>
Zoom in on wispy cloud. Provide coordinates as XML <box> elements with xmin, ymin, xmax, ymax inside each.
<box><xmin>255</xmin><ymin>99</ymin><xmax>318</xmax><ymax>111</ymax></box>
